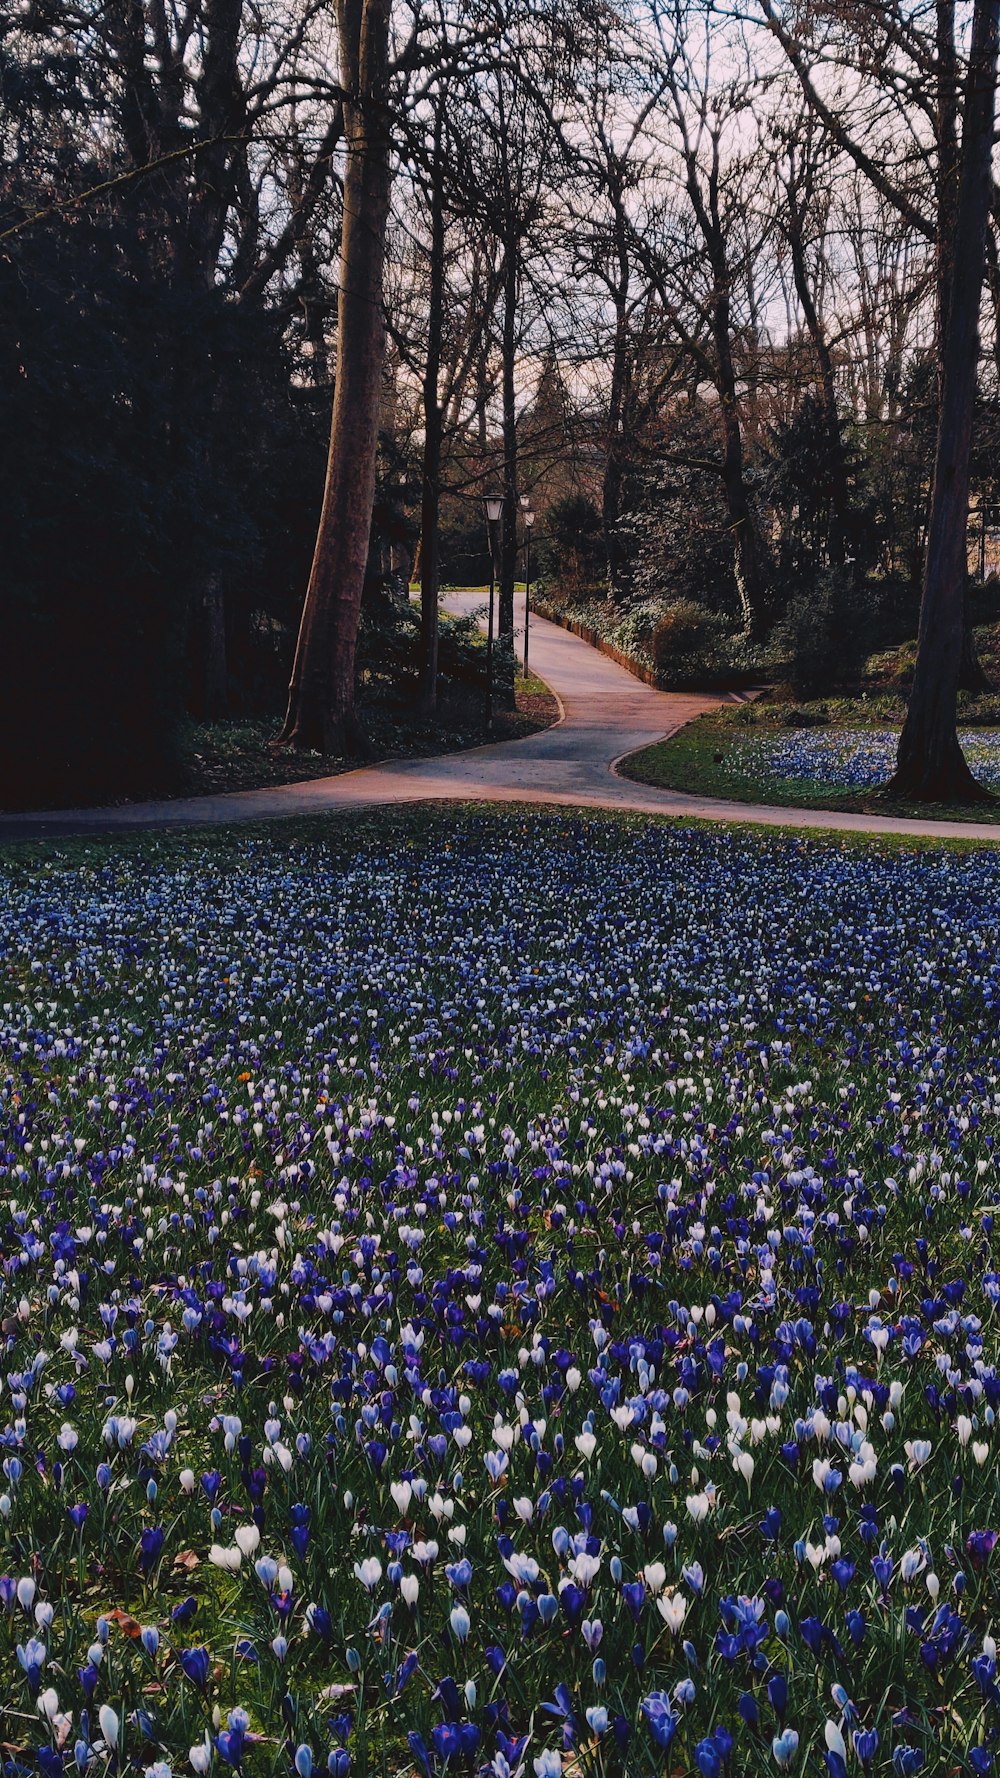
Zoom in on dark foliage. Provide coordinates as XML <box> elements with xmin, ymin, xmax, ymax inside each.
<box><xmin>0</xmin><ymin>206</ymin><xmax>329</xmax><ymax>804</ymax></box>
<box><xmin>534</xmin><ymin>494</ymin><xmax>605</xmax><ymax>592</ymax></box>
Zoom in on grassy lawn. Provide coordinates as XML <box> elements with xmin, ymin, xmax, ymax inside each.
<box><xmin>620</xmin><ymin>624</ymin><xmax>1000</xmax><ymax>824</ymax></box>
<box><xmin>4</xmin><ymin>804</ymin><xmax>1000</xmax><ymax>1772</ymax></box>
<box><xmin>620</xmin><ymin>710</ymin><xmax>1000</xmax><ymax>824</ymax></box>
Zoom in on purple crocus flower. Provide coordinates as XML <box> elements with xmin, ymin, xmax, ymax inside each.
<box><xmin>641</xmin><ymin>1692</ymin><xmax>678</xmax><ymax>1750</ymax></box>
<box><xmin>180</xmin><ymin>1646</ymin><xmax>211</xmax><ymax>1688</ymax></box>
<box><xmin>139</xmin><ymin>1525</ymin><xmax>164</xmax><ymax>1575</ymax></box>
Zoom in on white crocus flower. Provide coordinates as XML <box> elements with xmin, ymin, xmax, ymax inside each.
<box><xmin>657</xmin><ymin>1592</ymin><xmax>687</xmax><ymax>1634</ymax></box>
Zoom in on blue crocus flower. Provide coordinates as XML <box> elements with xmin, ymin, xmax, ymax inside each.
<box><xmin>407</xmin><ymin>1733</ymin><xmax>431</xmax><ymax>1778</ymax></box>
<box><xmin>892</xmin><ymin>1751</ymin><xmax>924</xmax><ymax>1776</ymax></box>
<box><xmin>621</xmin><ymin>1581</ymin><xmax>645</xmax><ymax>1621</ymax></box>
<box><xmin>16</xmin><ymin>1638</ymin><xmax>46</xmax><ymax>1695</ymax></box>
<box><xmin>78</xmin><ymin>1662</ymin><xmax>99</xmax><ymax>1702</ymax></box>
<box><xmin>216</xmin><ymin>1727</ymin><xmax>245</xmax><ymax>1768</ymax></box>
<box><xmin>138</xmin><ymin>1525</ymin><xmax>164</xmax><ymax>1574</ymax></box>
<box><xmin>430</xmin><ymin>1723</ymin><xmax>479</xmax><ymax>1762</ymax></box>
<box><xmin>695</xmin><ymin>1740</ymin><xmax>721</xmax><ymax>1778</ymax></box>
<box><xmin>180</xmin><ymin>1646</ymin><xmax>211</xmax><ymax>1688</ymax></box>
<box><xmin>290</xmin><ymin>1503</ymin><xmax>311</xmax><ymax>1558</ymax></box>
<box><xmin>641</xmin><ymin>1693</ymin><xmax>678</xmax><ymax>1750</ymax></box>
<box><xmin>853</xmin><ymin>1729</ymin><xmax>878</xmax><ymax>1767</ymax></box>
<box><xmin>767</xmin><ymin>1672</ymin><xmax>788</xmax><ymax>1719</ymax></box>
<box><xmin>772</xmin><ymin>1729</ymin><xmax>799</xmax><ymax>1768</ymax></box>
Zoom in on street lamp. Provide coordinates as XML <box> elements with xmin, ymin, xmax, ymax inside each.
<box><xmin>523</xmin><ymin>508</ymin><xmax>535</xmax><ymax>675</ymax></box>
<box><xmin>483</xmin><ymin>494</ymin><xmax>503</xmax><ymax>729</ymax></box>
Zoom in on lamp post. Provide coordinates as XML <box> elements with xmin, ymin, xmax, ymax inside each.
<box><xmin>523</xmin><ymin>507</ymin><xmax>535</xmax><ymax>675</ymax></box>
<box><xmin>483</xmin><ymin>494</ymin><xmax>503</xmax><ymax>729</ymax></box>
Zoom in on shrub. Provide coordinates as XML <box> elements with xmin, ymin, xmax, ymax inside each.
<box><xmin>783</xmin><ymin>707</ymin><xmax>831</xmax><ymax>727</ymax></box>
<box><xmin>652</xmin><ymin>600</ymin><xmax>722</xmax><ymax>666</ymax></box>
<box><xmin>652</xmin><ymin>601</ymin><xmax>732</xmax><ymax>686</ymax></box>
<box><xmin>771</xmin><ymin>569</ymin><xmax>878</xmax><ymax>698</ymax></box>
<box><xmin>537</xmin><ymin>494</ymin><xmax>606</xmax><ymax>595</ymax></box>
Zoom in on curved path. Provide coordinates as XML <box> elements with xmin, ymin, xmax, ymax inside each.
<box><xmin>4</xmin><ymin>591</ymin><xmax>1000</xmax><ymax>841</ymax></box>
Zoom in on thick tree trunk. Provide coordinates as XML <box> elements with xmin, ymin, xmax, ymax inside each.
<box><xmin>418</xmin><ymin>107</ymin><xmax>445</xmax><ymax>715</ymax></box>
<box><xmin>497</xmin><ymin>231</ymin><xmax>518</xmax><ymax>708</ymax></box>
<box><xmin>933</xmin><ymin>0</ymin><xmax>987</xmax><ymax>688</ymax></box>
<box><xmin>277</xmin><ymin>0</ymin><xmax>391</xmax><ymax>754</ymax></box>
<box><xmin>936</xmin><ymin>0</ymin><xmax>960</xmax><ymax>357</ymax></box>
<box><xmin>891</xmin><ymin>0</ymin><xmax>999</xmax><ymax>801</ymax></box>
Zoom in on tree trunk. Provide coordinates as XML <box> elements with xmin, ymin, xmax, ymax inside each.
<box><xmin>497</xmin><ymin>228</ymin><xmax>518</xmax><ymax>708</ymax></box>
<box><xmin>604</xmin><ymin>301</ymin><xmax>631</xmax><ymax>600</ymax></box>
<box><xmin>714</xmin><ymin>276</ymin><xmax>769</xmax><ymax>631</ymax></box>
<box><xmin>718</xmin><ymin>390</ymin><xmax>769</xmax><ymax>636</ymax></box>
<box><xmin>202</xmin><ymin>572</ymin><xmax>229</xmax><ymax>718</ymax></box>
<box><xmin>784</xmin><ymin>194</ymin><xmax>850</xmax><ymax>565</ymax></box>
<box><xmin>689</xmin><ymin>142</ymin><xmax>770</xmax><ymax>635</ymax></box>
<box><xmin>277</xmin><ymin>0</ymin><xmax>391</xmax><ymax>754</ymax></box>
<box><xmin>418</xmin><ymin>105</ymin><xmax>446</xmax><ymax>715</ymax></box>
<box><xmin>934</xmin><ymin>0</ymin><xmax>986</xmax><ymax>687</ymax></box>
<box><xmin>603</xmin><ymin>185</ymin><xmax>632</xmax><ymax>601</ymax></box>
<box><xmin>891</xmin><ymin>0</ymin><xmax>999</xmax><ymax>801</ymax></box>
<box><xmin>936</xmin><ymin>0</ymin><xmax>960</xmax><ymax>356</ymax></box>
<box><xmin>475</xmin><ymin>332</ymin><xmax>489</xmax><ymax>452</ymax></box>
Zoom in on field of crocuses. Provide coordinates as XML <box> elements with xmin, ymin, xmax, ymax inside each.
<box><xmin>754</xmin><ymin>729</ymin><xmax>1000</xmax><ymax>794</ymax></box>
<box><xmin>4</xmin><ymin>808</ymin><xmax>1000</xmax><ymax>1778</ymax></box>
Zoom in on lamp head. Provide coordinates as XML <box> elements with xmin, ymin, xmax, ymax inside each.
<box><xmin>484</xmin><ymin>495</ymin><xmax>503</xmax><ymax>524</ymax></box>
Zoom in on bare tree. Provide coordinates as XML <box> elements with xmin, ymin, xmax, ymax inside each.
<box><xmin>634</xmin><ymin>1</ymin><xmax>775</xmax><ymax>633</ymax></box>
<box><xmin>278</xmin><ymin>0</ymin><xmax>393</xmax><ymax>753</ymax></box>
<box><xmin>773</xmin><ymin>116</ymin><xmax>850</xmax><ymax>565</ymax></box>
<box><xmin>891</xmin><ymin>0</ymin><xmax>1000</xmax><ymax>799</ymax></box>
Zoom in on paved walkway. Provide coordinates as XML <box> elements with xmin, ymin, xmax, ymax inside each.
<box><xmin>4</xmin><ymin>591</ymin><xmax>1000</xmax><ymax>841</ymax></box>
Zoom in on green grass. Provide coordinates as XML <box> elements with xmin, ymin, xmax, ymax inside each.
<box><xmin>5</xmin><ymin>803</ymin><xmax>1000</xmax><ymax>1774</ymax></box>
<box><xmin>6</xmin><ymin>801</ymin><xmax>1000</xmax><ymax>876</ymax></box>
<box><xmin>620</xmin><ymin>708</ymin><xmax>1000</xmax><ymax>826</ymax></box>
<box><xmin>613</xmin><ymin>618</ymin><xmax>1000</xmax><ymax>825</ymax></box>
